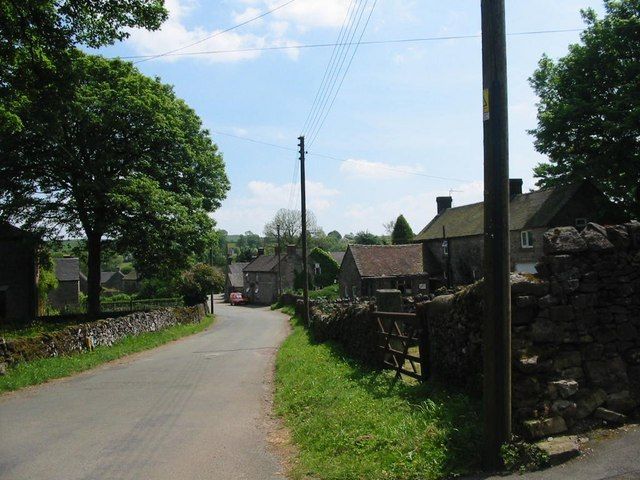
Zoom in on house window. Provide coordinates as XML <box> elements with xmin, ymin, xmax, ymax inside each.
<box><xmin>314</xmin><ymin>263</ymin><xmax>321</xmax><ymax>275</ymax></box>
<box><xmin>575</xmin><ymin>218</ymin><xmax>587</xmax><ymax>229</ymax></box>
<box><xmin>442</xmin><ymin>240</ymin><xmax>449</xmax><ymax>256</ymax></box>
<box><xmin>521</xmin><ymin>231</ymin><xmax>534</xmax><ymax>249</ymax></box>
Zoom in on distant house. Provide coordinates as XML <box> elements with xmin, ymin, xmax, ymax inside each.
<box><xmin>49</xmin><ymin>257</ymin><xmax>80</xmax><ymax>309</ymax></box>
<box><xmin>243</xmin><ymin>246</ymin><xmax>303</xmax><ymax>304</ymax></box>
<box><xmin>121</xmin><ymin>270</ymin><xmax>140</xmax><ymax>294</ymax></box>
<box><xmin>0</xmin><ymin>223</ymin><xmax>39</xmax><ymax>324</ymax></box>
<box><xmin>225</xmin><ymin>262</ymin><xmax>249</xmax><ymax>300</ymax></box>
<box><xmin>414</xmin><ymin>179</ymin><xmax>623</xmax><ymax>286</ymax></box>
<box><xmin>338</xmin><ymin>244</ymin><xmax>429</xmax><ymax>299</ymax></box>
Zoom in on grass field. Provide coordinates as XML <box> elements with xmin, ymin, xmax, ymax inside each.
<box><xmin>0</xmin><ymin>315</ymin><xmax>214</xmax><ymax>394</ymax></box>
<box><xmin>274</xmin><ymin>315</ymin><xmax>481</xmax><ymax>480</ymax></box>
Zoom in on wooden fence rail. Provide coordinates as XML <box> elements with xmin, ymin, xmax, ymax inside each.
<box><xmin>374</xmin><ymin>310</ymin><xmax>428</xmax><ymax>382</ymax></box>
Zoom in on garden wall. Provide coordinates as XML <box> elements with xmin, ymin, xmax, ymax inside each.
<box><xmin>422</xmin><ymin>222</ymin><xmax>640</xmax><ymax>438</ymax></box>
<box><xmin>0</xmin><ymin>304</ymin><xmax>206</xmax><ymax>366</ymax></box>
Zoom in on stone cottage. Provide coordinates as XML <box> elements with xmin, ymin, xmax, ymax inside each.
<box><xmin>48</xmin><ymin>257</ymin><xmax>80</xmax><ymax>310</ymax></box>
<box><xmin>338</xmin><ymin>244</ymin><xmax>429</xmax><ymax>298</ymax></box>
<box><xmin>224</xmin><ymin>261</ymin><xmax>249</xmax><ymax>300</ymax></box>
<box><xmin>414</xmin><ymin>179</ymin><xmax>622</xmax><ymax>287</ymax></box>
<box><xmin>0</xmin><ymin>223</ymin><xmax>39</xmax><ymax>324</ymax></box>
<box><xmin>243</xmin><ymin>246</ymin><xmax>303</xmax><ymax>304</ymax></box>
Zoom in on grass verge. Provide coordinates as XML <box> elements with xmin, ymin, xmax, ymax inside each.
<box><xmin>0</xmin><ymin>315</ymin><xmax>214</xmax><ymax>394</ymax></box>
<box><xmin>274</xmin><ymin>315</ymin><xmax>481</xmax><ymax>480</ymax></box>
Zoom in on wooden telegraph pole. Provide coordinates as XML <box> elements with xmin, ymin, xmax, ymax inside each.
<box><xmin>481</xmin><ymin>0</ymin><xmax>511</xmax><ymax>470</ymax></box>
<box><xmin>298</xmin><ymin>136</ymin><xmax>310</xmax><ymax>324</ymax></box>
<box><xmin>276</xmin><ymin>224</ymin><xmax>282</xmax><ymax>296</ymax></box>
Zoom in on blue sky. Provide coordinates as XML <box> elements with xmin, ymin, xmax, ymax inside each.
<box><xmin>98</xmin><ymin>0</ymin><xmax>605</xmax><ymax>236</ymax></box>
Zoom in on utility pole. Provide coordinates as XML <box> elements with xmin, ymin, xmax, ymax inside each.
<box><xmin>276</xmin><ymin>224</ymin><xmax>282</xmax><ymax>296</ymax></box>
<box><xmin>481</xmin><ymin>0</ymin><xmax>511</xmax><ymax>470</ymax></box>
<box><xmin>209</xmin><ymin>246</ymin><xmax>215</xmax><ymax>315</ymax></box>
<box><xmin>298</xmin><ymin>135</ymin><xmax>310</xmax><ymax>324</ymax></box>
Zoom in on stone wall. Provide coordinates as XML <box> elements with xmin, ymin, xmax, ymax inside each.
<box><xmin>421</xmin><ymin>222</ymin><xmax>640</xmax><ymax>438</ymax></box>
<box><xmin>0</xmin><ymin>304</ymin><xmax>206</xmax><ymax>365</ymax></box>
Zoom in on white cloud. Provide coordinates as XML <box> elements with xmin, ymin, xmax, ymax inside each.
<box><xmin>339</xmin><ymin>158</ymin><xmax>425</xmax><ymax>179</ymax></box>
<box><xmin>126</xmin><ymin>0</ymin><xmax>348</xmax><ymax>63</ymax></box>
<box><xmin>343</xmin><ymin>181</ymin><xmax>484</xmax><ymax>233</ymax></box>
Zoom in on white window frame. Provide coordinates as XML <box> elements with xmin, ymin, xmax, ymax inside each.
<box><xmin>521</xmin><ymin>230</ymin><xmax>534</xmax><ymax>249</ymax></box>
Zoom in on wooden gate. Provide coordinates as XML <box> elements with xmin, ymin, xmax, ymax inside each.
<box><xmin>374</xmin><ymin>311</ymin><xmax>427</xmax><ymax>381</ymax></box>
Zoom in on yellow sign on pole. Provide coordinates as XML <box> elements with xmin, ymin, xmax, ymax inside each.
<box><xmin>483</xmin><ymin>88</ymin><xmax>490</xmax><ymax>121</ymax></box>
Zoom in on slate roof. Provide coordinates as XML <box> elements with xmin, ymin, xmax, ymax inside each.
<box><xmin>54</xmin><ymin>257</ymin><xmax>80</xmax><ymax>282</ymax></box>
<box><xmin>330</xmin><ymin>252</ymin><xmax>345</xmax><ymax>266</ymax></box>
<box><xmin>228</xmin><ymin>262</ymin><xmax>249</xmax><ymax>288</ymax></box>
<box><xmin>414</xmin><ymin>183</ymin><xmax>587</xmax><ymax>241</ymax></box>
<box><xmin>100</xmin><ymin>271</ymin><xmax>117</xmax><ymax>284</ymax></box>
<box><xmin>243</xmin><ymin>255</ymin><xmax>280</xmax><ymax>273</ymax></box>
<box><xmin>348</xmin><ymin>244</ymin><xmax>425</xmax><ymax>278</ymax></box>
<box><xmin>123</xmin><ymin>271</ymin><xmax>138</xmax><ymax>281</ymax></box>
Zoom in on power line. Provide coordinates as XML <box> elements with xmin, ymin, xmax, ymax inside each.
<box><xmin>308</xmin><ymin>0</ymin><xmax>378</xmax><ymax>146</ymax></box>
<box><xmin>210</xmin><ymin>129</ymin><xmax>470</xmax><ymax>183</ymax></box>
<box><xmin>117</xmin><ymin>28</ymin><xmax>584</xmax><ymax>61</ymax></box>
<box><xmin>304</xmin><ymin>0</ymin><xmax>371</xmax><ymax>140</ymax></box>
<box><xmin>300</xmin><ymin>0</ymin><xmax>358</xmax><ymax>135</ymax></box>
<box><xmin>132</xmin><ymin>0</ymin><xmax>299</xmax><ymax>64</ymax></box>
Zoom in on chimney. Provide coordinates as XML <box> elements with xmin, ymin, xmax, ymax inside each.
<box><xmin>436</xmin><ymin>196</ymin><xmax>452</xmax><ymax>215</ymax></box>
<box><xmin>509</xmin><ymin>178</ymin><xmax>523</xmax><ymax>197</ymax></box>
<box><xmin>257</xmin><ymin>247</ymin><xmax>265</xmax><ymax>256</ymax></box>
<box><xmin>286</xmin><ymin>244</ymin><xmax>297</xmax><ymax>256</ymax></box>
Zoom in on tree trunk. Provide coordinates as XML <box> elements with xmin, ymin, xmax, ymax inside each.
<box><xmin>87</xmin><ymin>233</ymin><xmax>102</xmax><ymax>317</ymax></box>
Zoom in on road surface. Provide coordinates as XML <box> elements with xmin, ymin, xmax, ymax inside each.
<box><xmin>0</xmin><ymin>297</ymin><xmax>289</xmax><ymax>480</ymax></box>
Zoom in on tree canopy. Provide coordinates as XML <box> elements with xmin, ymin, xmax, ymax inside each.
<box><xmin>0</xmin><ymin>53</ymin><xmax>229</xmax><ymax>314</ymax></box>
<box><xmin>263</xmin><ymin>208</ymin><xmax>318</xmax><ymax>245</ymax></box>
<box><xmin>1</xmin><ymin>0</ymin><xmax>167</xmax><ymax>133</ymax></box>
<box><xmin>391</xmin><ymin>214</ymin><xmax>415</xmax><ymax>244</ymax></box>
<box><xmin>353</xmin><ymin>231</ymin><xmax>382</xmax><ymax>245</ymax></box>
<box><xmin>530</xmin><ymin>0</ymin><xmax>640</xmax><ymax>218</ymax></box>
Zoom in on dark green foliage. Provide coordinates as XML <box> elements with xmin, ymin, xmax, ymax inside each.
<box><xmin>178</xmin><ymin>263</ymin><xmax>224</xmax><ymax>306</ymax></box>
<box><xmin>293</xmin><ymin>269</ymin><xmax>313</xmax><ymax>291</ymax></box>
<box><xmin>391</xmin><ymin>214</ymin><xmax>415</xmax><ymax>245</ymax></box>
<box><xmin>0</xmin><ymin>53</ymin><xmax>229</xmax><ymax>314</ymax></box>
<box><xmin>308</xmin><ymin>284</ymin><xmax>340</xmax><ymax>301</ymax></box>
<box><xmin>501</xmin><ymin>437</ymin><xmax>550</xmax><ymax>473</ymax></box>
<box><xmin>530</xmin><ymin>0</ymin><xmax>640</xmax><ymax>218</ymax></box>
<box><xmin>309</xmin><ymin>247</ymin><xmax>339</xmax><ymax>288</ymax></box>
<box><xmin>0</xmin><ymin>0</ymin><xmax>167</xmax><ymax>134</ymax></box>
<box><xmin>354</xmin><ymin>231</ymin><xmax>382</xmax><ymax>245</ymax></box>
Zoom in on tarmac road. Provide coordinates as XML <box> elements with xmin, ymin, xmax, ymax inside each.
<box><xmin>0</xmin><ymin>297</ymin><xmax>289</xmax><ymax>480</ymax></box>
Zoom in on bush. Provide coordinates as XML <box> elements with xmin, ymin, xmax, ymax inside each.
<box><xmin>501</xmin><ymin>437</ymin><xmax>549</xmax><ymax>473</ymax></box>
<box><xmin>178</xmin><ymin>263</ymin><xmax>224</xmax><ymax>306</ymax></box>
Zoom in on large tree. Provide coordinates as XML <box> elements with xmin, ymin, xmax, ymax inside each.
<box><xmin>391</xmin><ymin>214</ymin><xmax>414</xmax><ymax>244</ymax></box>
<box><xmin>530</xmin><ymin>0</ymin><xmax>640</xmax><ymax>218</ymax></box>
<box><xmin>1</xmin><ymin>0</ymin><xmax>167</xmax><ymax>133</ymax></box>
<box><xmin>263</xmin><ymin>208</ymin><xmax>318</xmax><ymax>245</ymax></box>
<box><xmin>0</xmin><ymin>53</ymin><xmax>229</xmax><ymax>315</ymax></box>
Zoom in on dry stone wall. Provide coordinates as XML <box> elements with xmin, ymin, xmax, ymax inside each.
<box><xmin>422</xmin><ymin>222</ymin><xmax>640</xmax><ymax>439</ymax></box>
<box><xmin>0</xmin><ymin>304</ymin><xmax>206</xmax><ymax>366</ymax></box>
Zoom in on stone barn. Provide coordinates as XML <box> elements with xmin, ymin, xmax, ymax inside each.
<box><xmin>49</xmin><ymin>257</ymin><xmax>80</xmax><ymax>310</ymax></box>
<box><xmin>338</xmin><ymin>244</ymin><xmax>429</xmax><ymax>299</ymax></box>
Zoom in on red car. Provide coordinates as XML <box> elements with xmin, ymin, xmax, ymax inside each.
<box><xmin>230</xmin><ymin>292</ymin><xmax>249</xmax><ymax>306</ymax></box>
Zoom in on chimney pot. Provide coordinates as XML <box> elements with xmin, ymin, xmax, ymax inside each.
<box><xmin>257</xmin><ymin>247</ymin><xmax>265</xmax><ymax>256</ymax></box>
<box><xmin>509</xmin><ymin>178</ymin><xmax>523</xmax><ymax>196</ymax></box>
<box><xmin>286</xmin><ymin>244</ymin><xmax>297</xmax><ymax>256</ymax></box>
<box><xmin>436</xmin><ymin>196</ymin><xmax>452</xmax><ymax>215</ymax></box>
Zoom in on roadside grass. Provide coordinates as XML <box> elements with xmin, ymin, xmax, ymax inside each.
<box><xmin>0</xmin><ymin>321</ymin><xmax>78</xmax><ymax>340</ymax></box>
<box><xmin>275</xmin><ymin>316</ymin><xmax>481</xmax><ymax>480</ymax></box>
<box><xmin>0</xmin><ymin>315</ymin><xmax>214</xmax><ymax>394</ymax></box>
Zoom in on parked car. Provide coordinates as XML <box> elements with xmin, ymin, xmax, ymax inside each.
<box><xmin>230</xmin><ymin>292</ymin><xmax>248</xmax><ymax>306</ymax></box>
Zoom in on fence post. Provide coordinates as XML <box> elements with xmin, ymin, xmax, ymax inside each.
<box><xmin>416</xmin><ymin>303</ymin><xmax>430</xmax><ymax>381</ymax></box>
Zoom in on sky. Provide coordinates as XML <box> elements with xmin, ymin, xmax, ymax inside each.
<box><xmin>97</xmin><ymin>0</ymin><xmax>606</xmax><ymax>236</ymax></box>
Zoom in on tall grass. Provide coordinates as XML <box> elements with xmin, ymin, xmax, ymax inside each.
<box><xmin>275</xmin><ymin>317</ymin><xmax>481</xmax><ymax>480</ymax></box>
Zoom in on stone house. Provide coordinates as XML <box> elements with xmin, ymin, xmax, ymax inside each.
<box><xmin>48</xmin><ymin>257</ymin><xmax>80</xmax><ymax>310</ymax></box>
<box><xmin>121</xmin><ymin>270</ymin><xmax>140</xmax><ymax>294</ymax></box>
<box><xmin>243</xmin><ymin>246</ymin><xmax>303</xmax><ymax>304</ymax></box>
<box><xmin>224</xmin><ymin>262</ymin><xmax>249</xmax><ymax>300</ymax></box>
<box><xmin>414</xmin><ymin>179</ymin><xmax>622</xmax><ymax>286</ymax></box>
<box><xmin>0</xmin><ymin>223</ymin><xmax>39</xmax><ymax>324</ymax></box>
<box><xmin>338</xmin><ymin>244</ymin><xmax>429</xmax><ymax>298</ymax></box>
